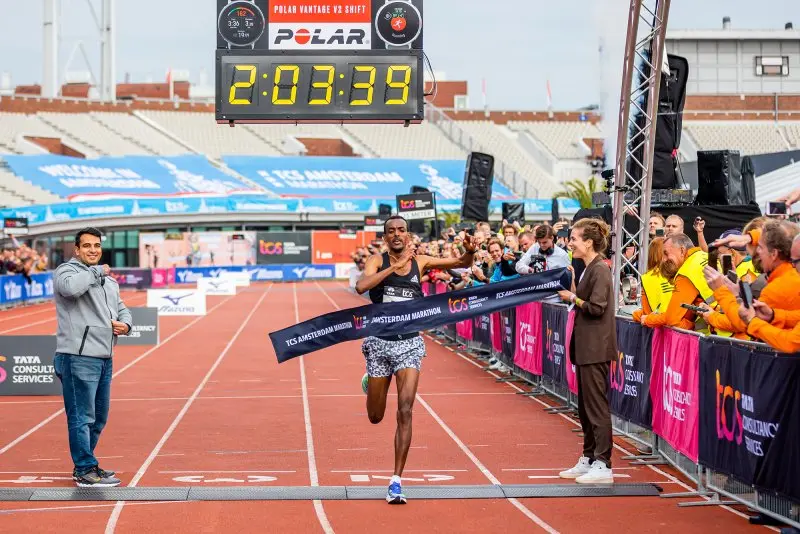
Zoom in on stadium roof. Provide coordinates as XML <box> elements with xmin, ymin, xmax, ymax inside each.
<box><xmin>667</xmin><ymin>29</ymin><xmax>800</xmax><ymax>41</ymax></box>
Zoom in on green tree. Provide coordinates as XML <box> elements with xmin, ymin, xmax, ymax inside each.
<box><xmin>553</xmin><ymin>177</ymin><xmax>600</xmax><ymax>209</ymax></box>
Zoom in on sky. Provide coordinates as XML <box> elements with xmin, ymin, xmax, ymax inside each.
<box><xmin>0</xmin><ymin>0</ymin><xmax>796</xmax><ymax>111</ymax></box>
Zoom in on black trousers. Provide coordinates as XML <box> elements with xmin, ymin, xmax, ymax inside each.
<box><xmin>576</xmin><ymin>362</ymin><xmax>613</xmax><ymax>468</ymax></box>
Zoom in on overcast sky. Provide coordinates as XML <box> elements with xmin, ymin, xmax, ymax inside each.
<box><xmin>0</xmin><ymin>0</ymin><xmax>795</xmax><ymax>110</ymax></box>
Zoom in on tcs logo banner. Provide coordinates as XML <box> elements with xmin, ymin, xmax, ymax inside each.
<box><xmin>259</xmin><ymin>240</ymin><xmax>284</xmax><ymax>255</ymax></box>
<box><xmin>448</xmin><ymin>297</ymin><xmax>467</xmax><ymax>313</ymax></box>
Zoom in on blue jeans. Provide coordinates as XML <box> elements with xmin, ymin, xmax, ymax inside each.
<box><xmin>53</xmin><ymin>353</ymin><xmax>113</xmax><ymax>476</ymax></box>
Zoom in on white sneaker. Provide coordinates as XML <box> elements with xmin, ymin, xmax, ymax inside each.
<box><xmin>559</xmin><ymin>456</ymin><xmax>592</xmax><ymax>479</ymax></box>
<box><xmin>575</xmin><ymin>460</ymin><xmax>614</xmax><ymax>484</ymax></box>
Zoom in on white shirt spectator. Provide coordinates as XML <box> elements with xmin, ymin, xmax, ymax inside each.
<box><xmin>516</xmin><ymin>244</ymin><xmax>571</xmax><ymax>275</ymax></box>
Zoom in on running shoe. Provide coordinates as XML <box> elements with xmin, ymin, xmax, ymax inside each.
<box><xmin>75</xmin><ymin>467</ymin><xmax>121</xmax><ymax>488</ymax></box>
<box><xmin>361</xmin><ymin>372</ymin><xmax>369</xmax><ymax>394</ymax></box>
<box><xmin>386</xmin><ymin>481</ymin><xmax>407</xmax><ymax>504</ymax></box>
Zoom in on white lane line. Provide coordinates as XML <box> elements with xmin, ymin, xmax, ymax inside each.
<box><xmin>0</xmin><ymin>501</ymin><xmax>186</xmax><ymax>515</ymax></box>
<box><xmin>103</xmin><ymin>288</ymin><xmax>270</xmax><ymax>534</ymax></box>
<box><xmin>158</xmin><ymin>470</ymin><xmax>296</xmax><ymax>474</ymax></box>
<box><xmin>315</xmin><ymin>281</ymin><xmax>557</xmax><ymax>533</ymax></box>
<box><xmin>298</xmin><ymin>283</ymin><xmax>334</xmax><ymax>534</ymax></box>
<box><xmin>450</xmin><ymin>350</ymin><xmax>778</xmax><ymax>531</ymax></box>
<box><xmin>0</xmin><ymin>297</ymin><xmax>233</xmax><ymax>457</ymax></box>
<box><xmin>337</xmin><ymin>448</ymin><xmax>369</xmax><ymax>451</ymax></box>
<box><xmin>331</xmin><ymin>469</ymin><xmax>468</xmax><ymax>473</ymax></box>
<box><xmin>27</xmin><ymin>458</ymin><xmax>60</xmax><ymax>462</ymax></box>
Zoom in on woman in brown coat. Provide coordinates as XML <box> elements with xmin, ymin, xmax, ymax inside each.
<box><xmin>556</xmin><ymin>218</ymin><xmax>617</xmax><ymax>484</ymax></box>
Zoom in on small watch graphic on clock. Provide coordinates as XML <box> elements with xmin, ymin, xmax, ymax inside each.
<box><xmin>375</xmin><ymin>0</ymin><xmax>422</xmax><ymax>49</ymax></box>
<box><xmin>218</xmin><ymin>0</ymin><xmax>266</xmax><ymax>49</ymax></box>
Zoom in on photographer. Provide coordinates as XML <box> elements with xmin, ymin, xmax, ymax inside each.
<box><xmin>515</xmin><ymin>224</ymin><xmax>571</xmax><ymax>275</ymax></box>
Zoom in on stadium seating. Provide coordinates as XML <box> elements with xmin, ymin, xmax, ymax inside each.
<box><xmin>451</xmin><ymin>121</ymin><xmax>560</xmax><ymax>197</ymax></box>
<box><xmin>37</xmin><ymin>112</ymin><xmax>150</xmax><ymax>156</ymax></box>
<box><xmin>781</xmin><ymin>122</ymin><xmax>800</xmax><ymax>150</ymax></box>
<box><xmin>683</xmin><ymin>121</ymin><xmax>790</xmax><ymax>155</ymax></box>
<box><xmin>508</xmin><ymin>120</ymin><xmax>603</xmax><ymax>160</ymax></box>
<box><xmin>342</xmin><ymin>123</ymin><xmax>465</xmax><ymax>160</ymax></box>
<box><xmin>140</xmin><ymin>111</ymin><xmax>281</xmax><ymax>158</ymax></box>
<box><xmin>91</xmin><ymin>112</ymin><xmax>190</xmax><ymax>155</ymax></box>
<box><xmin>0</xmin><ymin>166</ymin><xmax>61</xmax><ymax>207</ymax></box>
<box><xmin>0</xmin><ymin>113</ymin><xmax>85</xmax><ymax>155</ymax></box>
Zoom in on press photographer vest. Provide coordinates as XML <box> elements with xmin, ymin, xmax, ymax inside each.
<box><xmin>676</xmin><ymin>249</ymin><xmax>732</xmax><ymax>337</ymax></box>
<box><xmin>736</xmin><ymin>258</ymin><xmax>758</xmax><ymax>282</ymax></box>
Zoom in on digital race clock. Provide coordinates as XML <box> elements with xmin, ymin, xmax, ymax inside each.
<box><xmin>215</xmin><ymin>50</ymin><xmax>424</xmax><ymax>124</ymax></box>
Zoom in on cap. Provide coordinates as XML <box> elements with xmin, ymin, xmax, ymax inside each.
<box><xmin>719</xmin><ymin>229</ymin><xmax>746</xmax><ymax>251</ymax></box>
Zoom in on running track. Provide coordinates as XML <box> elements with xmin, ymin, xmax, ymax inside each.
<box><xmin>0</xmin><ymin>282</ymin><xmax>775</xmax><ymax>533</ymax></box>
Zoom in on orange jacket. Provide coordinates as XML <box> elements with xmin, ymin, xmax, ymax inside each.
<box><xmin>707</xmin><ymin>262</ymin><xmax>800</xmax><ymax>338</ymax></box>
<box><xmin>746</xmin><ymin>319</ymin><xmax>800</xmax><ymax>354</ymax></box>
<box><xmin>642</xmin><ymin>274</ymin><xmax>697</xmax><ymax>330</ymax></box>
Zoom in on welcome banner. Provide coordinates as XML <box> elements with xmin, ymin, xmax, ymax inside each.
<box><xmin>698</xmin><ymin>338</ymin><xmax>800</xmax><ymax>502</ymax></box>
<box><xmin>650</xmin><ymin>328</ymin><xmax>700</xmax><ymax>462</ymax></box>
<box><xmin>269</xmin><ymin>269</ymin><xmax>571</xmax><ymax>362</ymax></box>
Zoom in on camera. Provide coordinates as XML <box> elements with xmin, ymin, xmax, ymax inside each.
<box><xmin>529</xmin><ymin>254</ymin><xmax>547</xmax><ymax>274</ymax></box>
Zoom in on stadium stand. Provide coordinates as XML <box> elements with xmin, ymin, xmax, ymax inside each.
<box><xmin>0</xmin><ymin>165</ymin><xmax>61</xmax><ymax>207</ymax></box>
<box><xmin>448</xmin><ymin>120</ymin><xmax>560</xmax><ymax>197</ymax></box>
<box><xmin>781</xmin><ymin>121</ymin><xmax>800</xmax><ymax>149</ymax></box>
<box><xmin>342</xmin><ymin>122</ymin><xmax>465</xmax><ymax>160</ymax></box>
<box><xmin>90</xmin><ymin>112</ymin><xmax>190</xmax><ymax>155</ymax></box>
<box><xmin>508</xmin><ymin>120</ymin><xmax>603</xmax><ymax>160</ymax></box>
<box><xmin>139</xmin><ymin>110</ymin><xmax>282</xmax><ymax>158</ymax></box>
<box><xmin>37</xmin><ymin>112</ymin><xmax>154</xmax><ymax>156</ymax></box>
<box><xmin>683</xmin><ymin>121</ymin><xmax>791</xmax><ymax>155</ymax></box>
<box><xmin>0</xmin><ymin>112</ymin><xmax>88</xmax><ymax>155</ymax></box>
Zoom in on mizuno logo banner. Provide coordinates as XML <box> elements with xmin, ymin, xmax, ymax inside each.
<box><xmin>268</xmin><ymin>268</ymin><xmax>571</xmax><ymax>363</ymax></box>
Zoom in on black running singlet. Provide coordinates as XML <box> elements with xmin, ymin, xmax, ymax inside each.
<box><xmin>368</xmin><ymin>252</ymin><xmax>424</xmax><ymax>340</ymax></box>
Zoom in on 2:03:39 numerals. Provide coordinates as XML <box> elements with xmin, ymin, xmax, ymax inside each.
<box><xmin>227</xmin><ymin>64</ymin><xmax>412</xmax><ymax>106</ymax></box>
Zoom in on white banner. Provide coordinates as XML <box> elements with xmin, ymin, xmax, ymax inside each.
<box><xmin>220</xmin><ymin>271</ymin><xmax>251</xmax><ymax>287</ymax></box>
<box><xmin>147</xmin><ymin>289</ymin><xmax>207</xmax><ymax>316</ymax></box>
<box><xmin>198</xmin><ymin>277</ymin><xmax>236</xmax><ymax>295</ymax></box>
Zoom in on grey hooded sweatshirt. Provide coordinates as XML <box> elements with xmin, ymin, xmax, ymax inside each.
<box><xmin>54</xmin><ymin>258</ymin><xmax>133</xmax><ymax>358</ymax></box>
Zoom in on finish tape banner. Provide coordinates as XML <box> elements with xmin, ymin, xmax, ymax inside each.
<box><xmin>269</xmin><ymin>268</ymin><xmax>571</xmax><ymax>363</ymax></box>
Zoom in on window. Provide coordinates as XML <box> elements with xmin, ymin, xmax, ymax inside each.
<box><xmin>755</xmin><ymin>56</ymin><xmax>789</xmax><ymax>76</ymax></box>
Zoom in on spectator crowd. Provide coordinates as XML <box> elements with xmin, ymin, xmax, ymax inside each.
<box><xmin>350</xmin><ymin>187</ymin><xmax>800</xmax><ymax>355</ymax></box>
<box><xmin>1</xmin><ymin>240</ymin><xmax>49</xmax><ymax>280</ymax></box>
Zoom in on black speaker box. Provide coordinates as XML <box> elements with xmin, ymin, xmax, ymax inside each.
<box><xmin>378</xmin><ymin>203</ymin><xmax>392</xmax><ymax>218</ymax></box>
<box><xmin>461</xmin><ymin>152</ymin><xmax>494</xmax><ymax>221</ymax></box>
<box><xmin>502</xmin><ymin>202</ymin><xmax>524</xmax><ymax>223</ymax></box>
<box><xmin>695</xmin><ymin>150</ymin><xmax>744</xmax><ymax>206</ymax></box>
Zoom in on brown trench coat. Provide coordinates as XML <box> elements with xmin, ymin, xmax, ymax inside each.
<box><xmin>569</xmin><ymin>255</ymin><xmax>618</xmax><ymax>366</ymax></box>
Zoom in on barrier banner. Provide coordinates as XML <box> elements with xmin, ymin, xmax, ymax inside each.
<box><xmin>147</xmin><ymin>289</ymin><xmax>207</xmax><ymax>316</ymax></box>
<box><xmin>490</xmin><ymin>313</ymin><xmax>503</xmax><ymax>353</ymax></box>
<box><xmin>111</xmin><ymin>268</ymin><xmax>153</xmax><ymax>289</ymax></box>
<box><xmin>499</xmin><ymin>308</ymin><xmax>516</xmax><ymax>366</ymax></box>
<box><xmin>422</xmin><ymin>282</ymin><xmax>432</xmax><ymax>297</ymax></box>
<box><xmin>565</xmin><ymin>310</ymin><xmax>578</xmax><ymax>395</ymax></box>
<box><xmin>269</xmin><ymin>268</ymin><xmax>571</xmax><ymax>362</ymax></box>
<box><xmin>455</xmin><ymin>319</ymin><xmax>473</xmax><ymax>341</ymax></box>
<box><xmin>117</xmin><ymin>307</ymin><xmax>159</xmax><ymax>346</ymax></box>
<box><xmin>198</xmin><ymin>277</ymin><xmax>237</xmax><ymax>295</ymax></box>
<box><xmin>651</xmin><ymin>328</ymin><xmax>700</xmax><ymax>462</ymax></box>
<box><xmin>514</xmin><ymin>302</ymin><xmax>542</xmax><ymax>375</ymax></box>
<box><xmin>698</xmin><ymin>339</ymin><xmax>800</xmax><ymax>502</ymax></box>
<box><xmin>1</xmin><ymin>273</ymin><xmax>54</xmax><ymax>307</ymax></box>
<box><xmin>151</xmin><ymin>268</ymin><xmax>175</xmax><ymax>288</ymax></box>
<box><xmin>0</xmin><ymin>336</ymin><xmax>60</xmax><ymax>396</ymax></box>
<box><xmin>472</xmin><ymin>314</ymin><xmax>491</xmax><ymax>349</ymax></box>
<box><xmin>256</xmin><ymin>232</ymin><xmax>312</xmax><ymax>265</ymax></box>
<box><xmin>541</xmin><ymin>303</ymin><xmax>568</xmax><ymax>386</ymax></box>
<box><xmin>608</xmin><ymin>319</ymin><xmax>653</xmax><ymax>429</ymax></box>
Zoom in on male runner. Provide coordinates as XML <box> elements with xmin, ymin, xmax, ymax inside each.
<box><xmin>355</xmin><ymin>215</ymin><xmax>476</xmax><ymax>504</ymax></box>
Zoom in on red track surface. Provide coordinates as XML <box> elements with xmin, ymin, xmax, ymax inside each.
<box><xmin>0</xmin><ymin>283</ymin><xmax>774</xmax><ymax>533</ymax></box>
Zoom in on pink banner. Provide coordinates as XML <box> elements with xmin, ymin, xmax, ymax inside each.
<box><xmin>434</xmin><ymin>282</ymin><xmax>448</xmax><ymax>295</ymax></box>
<box><xmin>151</xmin><ymin>268</ymin><xmax>175</xmax><ymax>288</ymax></box>
<box><xmin>456</xmin><ymin>319</ymin><xmax>473</xmax><ymax>341</ymax></box>
<box><xmin>422</xmin><ymin>282</ymin><xmax>432</xmax><ymax>296</ymax></box>
<box><xmin>490</xmin><ymin>313</ymin><xmax>503</xmax><ymax>353</ymax></box>
<box><xmin>650</xmin><ymin>328</ymin><xmax>700</xmax><ymax>462</ymax></box>
<box><xmin>514</xmin><ymin>302</ymin><xmax>543</xmax><ymax>375</ymax></box>
<box><xmin>564</xmin><ymin>310</ymin><xmax>578</xmax><ymax>394</ymax></box>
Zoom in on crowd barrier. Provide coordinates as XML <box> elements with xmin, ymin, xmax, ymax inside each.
<box><xmin>0</xmin><ymin>272</ymin><xmax>54</xmax><ymax>308</ymax></box>
<box><xmin>422</xmin><ymin>281</ymin><xmax>800</xmax><ymax>529</ymax></box>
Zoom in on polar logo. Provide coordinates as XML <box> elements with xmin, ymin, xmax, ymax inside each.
<box><xmin>272</xmin><ymin>27</ymin><xmax>367</xmax><ymax>48</ymax></box>
<box><xmin>292</xmin><ymin>267</ymin><xmax>333</xmax><ymax>280</ymax></box>
<box><xmin>4</xmin><ymin>281</ymin><xmax>22</xmax><ymax>301</ymax></box>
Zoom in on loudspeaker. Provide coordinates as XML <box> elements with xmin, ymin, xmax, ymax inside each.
<box><xmin>652</xmin><ymin>54</ymin><xmax>689</xmax><ymax>189</ymax></box>
<box><xmin>502</xmin><ymin>202</ymin><xmax>524</xmax><ymax>223</ymax></box>
<box><xmin>695</xmin><ymin>150</ymin><xmax>744</xmax><ymax>206</ymax></box>
<box><xmin>461</xmin><ymin>152</ymin><xmax>494</xmax><ymax>221</ymax></box>
<box><xmin>378</xmin><ymin>203</ymin><xmax>392</xmax><ymax>218</ymax></box>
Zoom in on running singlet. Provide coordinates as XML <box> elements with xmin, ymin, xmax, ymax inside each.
<box><xmin>368</xmin><ymin>252</ymin><xmax>424</xmax><ymax>340</ymax></box>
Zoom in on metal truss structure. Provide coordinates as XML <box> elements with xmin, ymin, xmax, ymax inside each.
<box><xmin>611</xmin><ymin>0</ymin><xmax>672</xmax><ymax>310</ymax></box>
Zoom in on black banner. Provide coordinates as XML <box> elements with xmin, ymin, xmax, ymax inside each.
<box><xmin>499</xmin><ymin>308</ymin><xmax>516</xmax><ymax>366</ymax></box>
<box><xmin>0</xmin><ymin>336</ymin><xmax>60</xmax><ymax>396</ymax></box>
<box><xmin>472</xmin><ymin>314</ymin><xmax>491</xmax><ymax>349</ymax></box>
<box><xmin>396</xmin><ymin>192</ymin><xmax>435</xmax><ymax>220</ymax></box>
<box><xmin>110</xmin><ymin>268</ymin><xmax>153</xmax><ymax>289</ymax></box>
<box><xmin>257</xmin><ymin>232</ymin><xmax>312</xmax><ymax>265</ymax></box>
<box><xmin>698</xmin><ymin>338</ymin><xmax>800</xmax><ymax>502</ymax></box>
<box><xmin>609</xmin><ymin>319</ymin><xmax>653</xmax><ymax>429</ymax></box>
<box><xmin>541</xmin><ymin>303</ymin><xmax>567</xmax><ymax>385</ymax></box>
<box><xmin>269</xmin><ymin>268</ymin><xmax>571</xmax><ymax>363</ymax></box>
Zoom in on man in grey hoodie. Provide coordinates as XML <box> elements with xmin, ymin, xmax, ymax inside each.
<box><xmin>53</xmin><ymin>227</ymin><xmax>132</xmax><ymax>488</ymax></box>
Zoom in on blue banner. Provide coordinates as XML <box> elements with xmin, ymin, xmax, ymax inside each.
<box><xmin>0</xmin><ymin>197</ymin><xmax>579</xmax><ymax>227</ymax></box>
<box><xmin>174</xmin><ymin>265</ymin><xmax>335</xmax><ymax>284</ymax></box>
<box><xmin>2</xmin><ymin>154</ymin><xmax>259</xmax><ymax>199</ymax></box>
<box><xmin>222</xmin><ymin>156</ymin><xmax>518</xmax><ymax>200</ymax></box>
<box><xmin>0</xmin><ymin>273</ymin><xmax>54</xmax><ymax>306</ymax></box>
